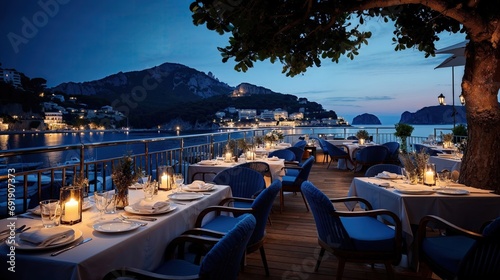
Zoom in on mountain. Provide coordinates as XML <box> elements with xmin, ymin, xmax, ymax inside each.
<box><xmin>51</xmin><ymin>62</ymin><xmax>234</xmax><ymax>107</ymax></box>
<box><xmin>399</xmin><ymin>105</ymin><xmax>466</xmax><ymax>124</ymax></box>
<box><xmin>352</xmin><ymin>113</ymin><xmax>381</xmax><ymax>125</ymax></box>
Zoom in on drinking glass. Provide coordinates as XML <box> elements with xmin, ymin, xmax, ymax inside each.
<box><xmin>437</xmin><ymin>171</ymin><xmax>451</xmax><ymax>188</ymax></box>
<box><xmin>94</xmin><ymin>191</ymin><xmax>107</xmax><ymax>220</ymax></box>
<box><xmin>143</xmin><ymin>181</ymin><xmax>155</xmax><ymax>200</ymax></box>
<box><xmin>39</xmin><ymin>199</ymin><xmax>61</xmax><ymax>228</ymax></box>
<box><xmin>173</xmin><ymin>173</ymin><xmax>184</xmax><ymax>193</ymax></box>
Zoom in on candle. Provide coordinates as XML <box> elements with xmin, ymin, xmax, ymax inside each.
<box><xmin>424</xmin><ymin>171</ymin><xmax>435</xmax><ymax>185</ymax></box>
<box><xmin>65</xmin><ymin>198</ymin><xmax>79</xmax><ymax>222</ymax></box>
<box><xmin>161</xmin><ymin>174</ymin><xmax>169</xmax><ymax>189</ymax></box>
<box><xmin>225</xmin><ymin>152</ymin><xmax>232</xmax><ymax>162</ymax></box>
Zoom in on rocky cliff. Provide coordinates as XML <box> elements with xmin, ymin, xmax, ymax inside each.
<box><xmin>352</xmin><ymin>113</ymin><xmax>381</xmax><ymax>125</ymax></box>
<box><xmin>399</xmin><ymin>105</ymin><xmax>466</xmax><ymax>124</ymax></box>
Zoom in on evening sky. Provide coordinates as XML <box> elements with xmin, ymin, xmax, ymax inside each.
<box><xmin>0</xmin><ymin>0</ymin><xmax>470</xmax><ymax>124</ymax></box>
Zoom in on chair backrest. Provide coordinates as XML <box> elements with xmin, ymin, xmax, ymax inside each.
<box><xmin>347</xmin><ymin>136</ymin><xmax>358</xmax><ymax>140</ymax></box>
<box><xmin>364</xmin><ymin>164</ymin><xmax>402</xmax><ymax>177</ymax></box>
<box><xmin>249</xmin><ymin>180</ymin><xmax>281</xmax><ymax>245</ymax></box>
<box><xmin>382</xmin><ymin>142</ymin><xmax>400</xmax><ymax>157</ymax></box>
<box><xmin>322</xmin><ymin>139</ymin><xmax>348</xmax><ymax>157</ymax></box>
<box><xmin>268</xmin><ymin>149</ymin><xmax>295</xmax><ymax>161</ymax></box>
<box><xmin>286</xmin><ymin>146</ymin><xmax>305</xmax><ymax>162</ymax></box>
<box><xmin>301</xmin><ymin>181</ymin><xmax>353</xmax><ymax>249</ymax></box>
<box><xmin>213</xmin><ymin>167</ymin><xmax>265</xmax><ymax>198</ymax></box>
<box><xmin>239</xmin><ymin>162</ymin><xmax>271</xmax><ymax>178</ymax></box>
<box><xmin>294</xmin><ymin>156</ymin><xmax>315</xmax><ymax>183</ymax></box>
<box><xmin>199</xmin><ymin>214</ymin><xmax>256</xmax><ymax>279</ymax></box>
<box><xmin>356</xmin><ymin>145</ymin><xmax>389</xmax><ymax>164</ymax></box>
<box><xmin>293</xmin><ymin>140</ymin><xmax>307</xmax><ymax>149</ymax></box>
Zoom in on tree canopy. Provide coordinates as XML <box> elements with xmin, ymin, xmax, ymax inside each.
<box><xmin>190</xmin><ymin>0</ymin><xmax>500</xmax><ymax>191</ymax></box>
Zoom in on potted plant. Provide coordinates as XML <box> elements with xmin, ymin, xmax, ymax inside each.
<box><xmin>355</xmin><ymin>130</ymin><xmax>369</xmax><ymax>145</ymax></box>
<box><xmin>394</xmin><ymin>123</ymin><xmax>414</xmax><ymax>153</ymax></box>
<box><xmin>112</xmin><ymin>154</ymin><xmax>141</xmax><ymax>208</ymax></box>
<box><xmin>441</xmin><ymin>133</ymin><xmax>454</xmax><ymax>148</ymax></box>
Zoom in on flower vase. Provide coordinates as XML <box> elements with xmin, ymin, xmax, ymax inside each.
<box><xmin>115</xmin><ymin>187</ymin><xmax>129</xmax><ymax>209</ymax></box>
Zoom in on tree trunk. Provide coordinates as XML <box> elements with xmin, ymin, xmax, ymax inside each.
<box><xmin>459</xmin><ymin>41</ymin><xmax>500</xmax><ymax>193</ymax></box>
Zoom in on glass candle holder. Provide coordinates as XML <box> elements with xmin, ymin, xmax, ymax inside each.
<box><xmin>60</xmin><ymin>186</ymin><xmax>83</xmax><ymax>225</ymax></box>
<box><xmin>159</xmin><ymin>165</ymin><xmax>174</xmax><ymax>190</ymax></box>
<box><xmin>423</xmin><ymin>163</ymin><xmax>437</xmax><ymax>186</ymax></box>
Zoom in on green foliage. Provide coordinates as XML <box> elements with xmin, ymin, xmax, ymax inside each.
<box><xmin>356</xmin><ymin>129</ymin><xmax>369</xmax><ymax>139</ymax></box>
<box><xmin>452</xmin><ymin>124</ymin><xmax>467</xmax><ymax>136</ymax></box>
<box><xmin>394</xmin><ymin>123</ymin><xmax>414</xmax><ymax>138</ymax></box>
<box><xmin>188</xmin><ymin>0</ymin><xmax>470</xmax><ymax>77</ymax></box>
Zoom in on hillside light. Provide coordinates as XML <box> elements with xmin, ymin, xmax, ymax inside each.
<box><xmin>438</xmin><ymin>93</ymin><xmax>446</xmax><ymax>105</ymax></box>
<box><xmin>459</xmin><ymin>93</ymin><xmax>465</xmax><ymax>105</ymax></box>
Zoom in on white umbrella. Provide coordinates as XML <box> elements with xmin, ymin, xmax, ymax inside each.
<box><xmin>435</xmin><ymin>55</ymin><xmax>466</xmax><ymax>69</ymax></box>
<box><xmin>435</xmin><ymin>40</ymin><xmax>468</xmax><ymax>56</ymax></box>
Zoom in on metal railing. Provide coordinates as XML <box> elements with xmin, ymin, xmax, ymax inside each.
<box><xmin>0</xmin><ymin>127</ymin><xmax>465</xmax><ymax>217</ymax></box>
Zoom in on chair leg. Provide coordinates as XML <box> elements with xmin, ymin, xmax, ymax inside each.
<box><xmin>315</xmin><ymin>248</ymin><xmax>325</xmax><ymax>272</ymax></box>
<box><xmin>336</xmin><ymin>259</ymin><xmax>346</xmax><ymax>280</ymax></box>
<box><xmin>384</xmin><ymin>261</ymin><xmax>395</xmax><ymax>280</ymax></box>
<box><xmin>259</xmin><ymin>246</ymin><xmax>270</xmax><ymax>276</ymax></box>
<box><xmin>280</xmin><ymin>190</ymin><xmax>284</xmax><ymax>213</ymax></box>
<box><xmin>300</xmin><ymin>192</ymin><xmax>309</xmax><ymax>212</ymax></box>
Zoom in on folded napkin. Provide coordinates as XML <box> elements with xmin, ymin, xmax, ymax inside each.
<box><xmin>377</xmin><ymin>171</ymin><xmax>399</xmax><ymax>179</ymax></box>
<box><xmin>187</xmin><ymin>180</ymin><xmax>213</xmax><ymax>190</ymax></box>
<box><xmin>133</xmin><ymin>200</ymin><xmax>170</xmax><ymax>213</ymax></box>
<box><xmin>20</xmin><ymin>227</ymin><xmax>74</xmax><ymax>247</ymax></box>
<box><xmin>198</xmin><ymin>160</ymin><xmax>215</xmax><ymax>165</ymax></box>
<box><xmin>268</xmin><ymin>156</ymin><xmax>279</xmax><ymax>161</ymax></box>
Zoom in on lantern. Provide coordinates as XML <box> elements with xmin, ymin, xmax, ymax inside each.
<box><xmin>438</xmin><ymin>93</ymin><xmax>446</xmax><ymax>105</ymax></box>
<box><xmin>159</xmin><ymin>165</ymin><xmax>174</xmax><ymax>190</ymax></box>
<box><xmin>60</xmin><ymin>186</ymin><xmax>83</xmax><ymax>225</ymax></box>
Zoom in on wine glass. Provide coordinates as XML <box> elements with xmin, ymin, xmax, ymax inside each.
<box><xmin>437</xmin><ymin>171</ymin><xmax>451</xmax><ymax>188</ymax></box>
<box><xmin>173</xmin><ymin>173</ymin><xmax>184</xmax><ymax>193</ymax></box>
<box><xmin>143</xmin><ymin>181</ymin><xmax>155</xmax><ymax>200</ymax></box>
<box><xmin>94</xmin><ymin>191</ymin><xmax>106</xmax><ymax>220</ymax></box>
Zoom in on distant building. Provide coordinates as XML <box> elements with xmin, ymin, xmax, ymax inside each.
<box><xmin>0</xmin><ymin>68</ymin><xmax>22</xmax><ymax>88</ymax></box>
<box><xmin>226</xmin><ymin>107</ymin><xmax>237</xmax><ymax>114</ymax></box>
<box><xmin>273</xmin><ymin>108</ymin><xmax>288</xmax><ymax>120</ymax></box>
<box><xmin>238</xmin><ymin>109</ymin><xmax>257</xmax><ymax>120</ymax></box>
<box><xmin>0</xmin><ymin>118</ymin><xmax>9</xmax><ymax>131</ymax></box>
<box><xmin>215</xmin><ymin>111</ymin><xmax>225</xmax><ymax>119</ymax></box>
<box><xmin>289</xmin><ymin>112</ymin><xmax>304</xmax><ymax>120</ymax></box>
<box><xmin>44</xmin><ymin>112</ymin><xmax>66</xmax><ymax>130</ymax></box>
<box><xmin>51</xmin><ymin>94</ymin><xmax>65</xmax><ymax>103</ymax></box>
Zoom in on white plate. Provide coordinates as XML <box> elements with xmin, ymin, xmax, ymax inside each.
<box><xmin>183</xmin><ymin>184</ymin><xmax>215</xmax><ymax>192</ymax></box>
<box><xmin>28</xmin><ymin>200</ymin><xmax>92</xmax><ymax>215</ymax></box>
<box><xmin>167</xmin><ymin>193</ymin><xmax>204</xmax><ymax>201</ymax></box>
<box><xmin>93</xmin><ymin>221</ymin><xmax>141</xmax><ymax>233</ymax></box>
<box><xmin>394</xmin><ymin>187</ymin><xmax>436</xmax><ymax>195</ymax></box>
<box><xmin>124</xmin><ymin>204</ymin><xmax>177</xmax><ymax>215</ymax></box>
<box><xmin>436</xmin><ymin>188</ymin><xmax>470</xmax><ymax>195</ymax></box>
<box><xmin>198</xmin><ymin>160</ymin><xmax>216</xmax><ymax>165</ymax></box>
<box><xmin>9</xmin><ymin>228</ymin><xmax>83</xmax><ymax>250</ymax></box>
<box><xmin>375</xmin><ymin>174</ymin><xmax>403</xmax><ymax>180</ymax></box>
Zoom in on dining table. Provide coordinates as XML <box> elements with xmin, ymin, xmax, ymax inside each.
<box><xmin>347</xmin><ymin>177</ymin><xmax>500</xmax><ymax>268</ymax></box>
<box><xmin>0</xmin><ymin>185</ymin><xmax>232</xmax><ymax>280</ymax></box>
<box><xmin>429</xmin><ymin>154</ymin><xmax>462</xmax><ymax>172</ymax></box>
<box><xmin>187</xmin><ymin>158</ymin><xmax>285</xmax><ymax>184</ymax></box>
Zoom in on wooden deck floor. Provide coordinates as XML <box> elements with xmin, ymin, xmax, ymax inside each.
<box><xmin>238</xmin><ymin>159</ymin><xmax>437</xmax><ymax>280</ymax></box>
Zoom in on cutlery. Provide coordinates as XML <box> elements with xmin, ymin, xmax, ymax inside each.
<box><xmin>120</xmin><ymin>214</ymin><xmax>157</xmax><ymax>222</ymax></box>
<box><xmin>0</xmin><ymin>225</ymin><xmax>30</xmax><ymax>242</ymax></box>
<box><xmin>51</xmin><ymin>237</ymin><xmax>92</xmax><ymax>256</ymax></box>
<box><xmin>116</xmin><ymin>217</ymin><xmax>147</xmax><ymax>226</ymax></box>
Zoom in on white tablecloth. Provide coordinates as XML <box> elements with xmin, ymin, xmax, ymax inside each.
<box><xmin>0</xmin><ymin>186</ymin><xmax>232</xmax><ymax>280</ymax></box>
<box><xmin>348</xmin><ymin>177</ymin><xmax>500</xmax><ymax>239</ymax></box>
<box><xmin>187</xmin><ymin>159</ymin><xmax>285</xmax><ymax>184</ymax></box>
<box><xmin>429</xmin><ymin>155</ymin><xmax>462</xmax><ymax>172</ymax></box>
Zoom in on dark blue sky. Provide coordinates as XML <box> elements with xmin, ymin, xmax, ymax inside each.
<box><xmin>1</xmin><ymin>0</ymin><xmax>468</xmax><ymax>124</ymax></box>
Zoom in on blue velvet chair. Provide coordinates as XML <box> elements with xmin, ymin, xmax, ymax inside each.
<box><xmin>417</xmin><ymin>215</ymin><xmax>500</xmax><ymax>279</ymax></box>
<box><xmin>103</xmin><ymin>214</ymin><xmax>256</xmax><ymax>280</ymax></box>
<box><xmin>414</xmin><ymin>143</ymin><xmax>442</xmax><ymax>156</ymax></box>
<box><xmin>364</xmin><ymin>164</ymin><xmax>402</xmax><ymax>177</ymax></box>
<box><xmin>238</xmin><ymin>161</ymin><xmax>271</xmax><ymax>181</ymax></box>
<box><xmin>286</xmin><ymin>146</ymin><xmax>305</xmax><ymax>163</ymax></box>
<box><xmin>353</xmin><ymin>145</ymin><xmax>389</xmax><ymax>172</ymax></box>
<box><xmin>192</xmin><ymin>180</ymin><xmax>282</xmax><ymax>276</ymax></box>
<box><xmin>213</xmin><ymin>166</ymin><xmax>265</xmax><ymax>208</ymax></box>
<box><xmin>268</xmin><ymin>149</ymin><xmax>295</xmax><ymax>161</ymax></box>
<box><xmin>280</xmin><ymin>156</ymin><xmax>314</xmax><ymax>212</ymax></box>
<box><xmin>320</xmin><ymin>139</ymin><xmax>352</xmax><ymax>169</ymax></box>
<box><xmin>381</xmin><ymin>142</ymin><xmax>400</xmax><ymax>163</ymax></box>
<box><xmin>313</xmin><ymin>137</ymin><xmax>329</xmax><ymax>164</ymax></box>
<box><xmin>293</xmin><ymin>140</ymin><xmax>307</xmax><ymax>150</ymax></box>
<box><xmin>301</xmin><ymin>181</ymin><xmax>402</xmax><ymax>280</ymax></box>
